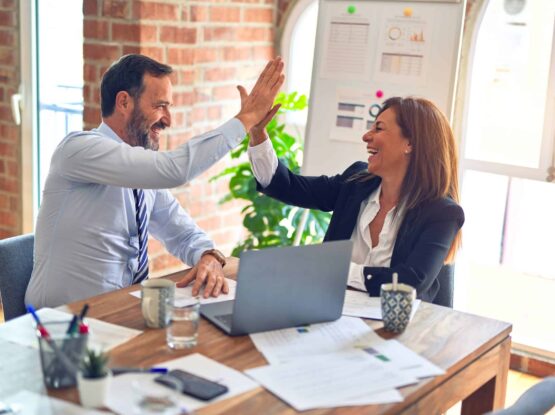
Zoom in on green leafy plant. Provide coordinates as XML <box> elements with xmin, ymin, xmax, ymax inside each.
<box><xmin>80</xmin><ymin>349</ymin><xmax>109</xmax><ymax>379</ymax></box>
<box><xmin>211</xmin><ymin>92</ymin><xmax>331</xmax><ymax>256</ymax></box>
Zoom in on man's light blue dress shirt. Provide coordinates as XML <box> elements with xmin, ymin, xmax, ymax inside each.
<box><xmin>25</xmin><ymin>119</ymin><xmax>245</xmax><ymax>308</ymax></box>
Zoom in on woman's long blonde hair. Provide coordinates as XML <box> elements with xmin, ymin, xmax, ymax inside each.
<box><xmin>359</xmin><ymin>97</ymin><xmax>461</xmax><ymax>263</ymax></box>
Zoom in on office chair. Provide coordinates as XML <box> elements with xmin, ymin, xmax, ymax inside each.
<box><xmin>486</xmin><ymin>376</ymin><xmax>555</xmax><ymax>415</ymax></box>
<box><xmin>433</xmin><ymin>264</ymin><xmax>454</xmax><ymax>308</ymax></box>
<box><xmin>0</xmin><ymin>233</ymin><xmax>34</xmax><ymax>321</ymax></box>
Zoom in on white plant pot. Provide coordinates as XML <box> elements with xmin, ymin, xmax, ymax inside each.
<box><xmin>77</xmin><ymin>371</ymin><xmax>112</xmax><ymax>408</ymax></box>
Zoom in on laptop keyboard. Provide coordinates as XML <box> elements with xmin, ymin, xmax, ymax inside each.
<box><xmin>214</xmin><ymin>313</ymin><xmax>233</xmax><ymax>327</ymax></box>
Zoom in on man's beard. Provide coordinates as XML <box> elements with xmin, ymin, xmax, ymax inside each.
<box><xmin>125</xmin><ymin>106</ymin><xmax>159</xmax><ymax>151</ymax></box>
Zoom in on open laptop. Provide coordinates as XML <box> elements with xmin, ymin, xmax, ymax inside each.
<box><xmin>201</xmin><ymin>240</ymin><xmax>353</xmax><ymax>336</ymax></box>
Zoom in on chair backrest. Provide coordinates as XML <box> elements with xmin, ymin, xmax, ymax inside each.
<box><xmin>486</xmin><ymin>376</ymin><xmax>555</xmax><ymax>415</ymax></box>
<box><xmin>0</xmin><ymin>234</ymin><xmax>34</xmax><ymax>321</ymax></box>
<box><xmin>433</xmin><ymin>264</ymin><xmax>454</xmax><ymax>308</ymax></box>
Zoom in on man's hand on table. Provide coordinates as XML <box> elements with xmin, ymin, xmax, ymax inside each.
<box><xmin>176</xmin><ymin>255</ymin><xmax>229</xmax><ymax>298</ymax></box>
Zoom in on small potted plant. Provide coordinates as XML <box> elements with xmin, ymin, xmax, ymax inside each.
<box><xmin>77</xmin><ymin>348</ymin><xmax>111</xmax><ymax>408</ymax></box>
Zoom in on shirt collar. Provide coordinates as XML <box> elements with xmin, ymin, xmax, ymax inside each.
<box><xmin>96</xmin><ymin>122</ymin><xmax>124</xmax><ymax>144</ymax></box>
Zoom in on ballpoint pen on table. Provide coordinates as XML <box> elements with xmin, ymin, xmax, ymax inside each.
<box><xmin>112</xmin><ymin>367</ymin><xmax>169</xmax><ymax>375</ymax></box>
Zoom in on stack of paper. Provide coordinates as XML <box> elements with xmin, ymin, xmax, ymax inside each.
<box><xmin>247</xmin><ymin>316</ymin><xmax>444</xmax><ymax>410</ymax></box>
<box><xmin>0</xmin><ymin>308</ymin><xmax>142</xmax><ymax>351</ymax></box>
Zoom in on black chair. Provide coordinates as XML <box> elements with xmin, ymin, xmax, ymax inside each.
<box><xmin>433</xmin><ymin>264</ymin><xmax>454</xmax><ymax>308</ymax></box>
<box><xmin>0</xmin><ymin>234</ymin><xmax>35</xmax><ymax>321</ymax></box>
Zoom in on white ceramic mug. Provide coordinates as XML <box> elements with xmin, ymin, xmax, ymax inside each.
<box><xmin>141</xmin><ymin>279</ymin><xmax>175</xmax><ymax>328</ymax></box>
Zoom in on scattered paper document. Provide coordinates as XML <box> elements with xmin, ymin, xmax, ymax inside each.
<box><xmin>106</xmin><ymin>353</ymin><xmax>259</xmax><ymax>415</ymax></box>
<box><xmin>342</xmin><ymin>291</ymin><xmax>421</xmax><ymax>320</ymax></box>
<box><xmin>3</xmin><ymin>390</ymin><xmax>106</xmax><ymax>415</ymax></box>
<box><xmin>245</xmin><ymin>350</ymin><xmax>415</xmax><ymax>411</ymax></box>
<box><xmin>0</xmin><ymin>308</ymin><xmax>142</xmax><ymax>351</ymax></box>
<box><xmin>129</xmin><ymin>278</ymin><xmax>237</xmax><ymax>307</ymax></box>
<box><xmin>250</xmin><ymin>316</ymin><xmax>381</xmax><ymax>365</ymax></box>
<box><xmin>363</xmin><ymin>338</ymin><xmax>445</xmax><ymax>379</ymax></box>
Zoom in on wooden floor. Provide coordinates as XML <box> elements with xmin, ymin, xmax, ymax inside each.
<box><xmin>0</xmin><ymin>306</ymin><xmax>551</xmax><ymax>414</ymax></box>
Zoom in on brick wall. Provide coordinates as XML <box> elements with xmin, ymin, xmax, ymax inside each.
<box><xmin>83</xmin><ymin>0</ymin><xmax>276</xmax><ymax>275</ymax></box>
<box><xmin>0</xmin><ymin>0</ymin><xmax>20</xmax><ymax>239</ymax></box>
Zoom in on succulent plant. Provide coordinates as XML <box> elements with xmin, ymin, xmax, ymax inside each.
<box><xmin>80</xmin><ymin>348</ymin><xmax>109</xmax><ymax>379</ymax></box>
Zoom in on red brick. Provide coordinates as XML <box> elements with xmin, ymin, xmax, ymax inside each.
<box><xmin>190</xmin><ymin>6</ymin><xmax>208</xmax><ymax>22</ymax></box>
<box><xmin>83</xmin><ymin>0</ymin><xmax>99</xmax><ymax>16</ymax></box>
<box><xmin>0</xmin><ymin>10</ymin><xmax>14</xmax><ymax>27</ymax></box>
<box><xmin>0</xmin><ymin>29</ymin><xmax>14</xmax><ymax>47</ymax></box>
<box><xmin>194</xmin><ymin>87</ymin><xmax>212</xmax><ymax>103</ymax></box>
<box><xmin>0</xmin><ymin>177</ymin><xmax>18</xmax><ymax>193</ymax></box>
<box><xmin>167</xmin><ymin>48</ymin><xmax>194</xmax><ymax>66</ymax></box>
<box><xmin>84</xmin><ymin>19</ymin><xmax>109</xmax><ymax>41</ymax></box>
<box><xmin>0</xmin><ymin>160</ymin><xmax>4</xmax><ymax>175</ymax></box>
<box><xmin>207</xmin><ymin>105</ymin><xmax>222</xmax><ymax>120</ymax></box>
<box><xmin>83</xmin><ymin>64</ymin><xmax>98</xmax><ymax>83</ymax></box>
<box><xmin>244</xmin><ymin>8</ymin><xmax>274</xmax><ymax>23</ymax></box>
<box><xmin>102</xmin><ymin>0</ymin><xmax>129</xmax><ymax>19</ymax></box>
<box><xmin>253</xmin><ymin>45</ymin><xmax>274</xmax><ymax>59</ymax></box>
<box><xmin>112</xmin><ymin>23</ymin><xmax>157</xmax><ymax>43</ymax></box>
<box><xmin>160</xmin><ymin>27</ymin><xmax>196</xmax><ymax>44</ymax></box>
<box><xmin>191</xmin><ymin>107</ymin><xmax>206</xmax><ymax>123</ymax></box>
<box><xmin>173</xmin><ymin>91</ymin><xmax>195</xmax><ymax>106</ymax></box>
<box><xmin>83</xmin><ymin>107</ymin><xmax>101</xmax><ymax>126</ymax></box>
<box><xmin>212</xmin><ymin>85</ymin><xmax>239</xmax><ymax>100</ymax></box>
<box><xmin>196</xmin><ymin>215</ymin><xmax>221</xmax><ymax>231</ymax></box>
<box><xmin>204</xmin><ymin>67</ymin><xmax>236</xmax><ymax>82</ymax></box>
<box><xmin>210</xmin><ymin>6</ymin><xmax>240</xmax><ymax>22</ymax></box>
<box><xmin>137</xmin><ymin>46</ymin><xmax>165</xmax><ymax>63</ymax></box>
<box><xmin>0</xmin><ymin>211</ymin><xmax>17</xmax><ymax>228</ymax></box>
<box><xmin>194</xmin><ymin>48</ymin><xmax>219</xmax><ymax>63</ymax></box>
<box><xmin>0</xmin><ymin>124</ymin><xmax>19</xmax><ymax>141</ymax></box>
<box><xmin>178</xmin><ymin>69</ymin><xmax>195</xmax><ymax>85</ymax></box>
<box><xmin>237</xmin><ymin>27</ymin><xmax>273</xmax><ymax>42</ymax></box>
<box><xmin>0</xmin><ymin>1</ymin><xmax>16</xmax><ymax>8</ymax></box>
<box><xmin>83</xmin><ymin>43</ymin><xmax>121</xmax><ymax>61</ymax></box>
<box><xmin>0</xmin><ymin>47</ymin><xmax>14</xmax><ymax>66</ymax></box>
<box><xmin>223</xmin><ymin>46</ymin><xmax>251</xmax><ymax>61</ymax></box>
<box><xmin>0</xmin><ymin>106</ymin><xmax>13</xmax><ymax>122</ymax></box>
<box><xmin>204</xmin><ymin>27</ymin><xmax>236</xmax><ymax>42</ymax></box>
<box><xmin>0</xmin><ymin>68</ymin><xmax>16</xmax><ymax>83</ymax></box>
<box><xmin>6</xmin><ymin>160</ymin><xmax>17</xmax><ymax>176</ymax></box>
<box><xmin>0</xmin><ymin>229</ymin><xmax>16</xmax><ymax>239</ymax></box>
<box><xmin>134</xmin><ymin>2</ymin><xmax>179</xmax><ymax>20</ymax></box>
<box><xmin>231</xmin><ymin>0</ymin><xmax>260</xmax><ymax>4</ymax></box>
<box><xmin>9</xmin><ymin>195</ymin><xmax>18</xmax><ymax>211</ymax></box>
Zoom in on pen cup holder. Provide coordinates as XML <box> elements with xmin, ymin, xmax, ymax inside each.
<box><xmin>37</xmin><ymin>321</ymin><xmax>89</xmax><ymax>389</ymax></box>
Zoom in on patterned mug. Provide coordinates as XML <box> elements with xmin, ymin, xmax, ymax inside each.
<box><xmin>380</xmin><ymin>283</ymin><xmax>416</xmax><ymax>333</ymax></box>
<box><xmin>141</xmin><ymin>279</ymin><xmax>175</xmax><ymax>328</ymax></box>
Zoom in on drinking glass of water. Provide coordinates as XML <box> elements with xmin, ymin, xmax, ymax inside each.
<box><xmin>166</xmin><ymin>297</ymin><xmax>200</xmax><ymax>349</ymax></box>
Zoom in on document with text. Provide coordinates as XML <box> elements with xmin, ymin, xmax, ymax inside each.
<box><xmin>342</xmin><ymin>291</ymin><xmax>421</xmax><ymax>320</ymax></box>
<box><xmin>245</xmin><ymin>350</ymin><xmax>415</xmax><ymax>411</ymax></box>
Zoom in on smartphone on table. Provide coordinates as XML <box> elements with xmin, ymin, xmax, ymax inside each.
<box><xmin>154</xmin><ymin>369</ymin><xmax>229</xmax><ymax>401</ymax></box>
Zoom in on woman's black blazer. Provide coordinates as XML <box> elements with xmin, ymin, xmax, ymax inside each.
<box><xmin>256</xmin><ymin>161</ymin><xmax>465</xmax><ymax>303</ymax></box>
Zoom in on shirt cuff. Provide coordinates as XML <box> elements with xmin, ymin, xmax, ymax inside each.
<box><xmin>247</xmin><ymin>139</ymin><xmax>278</xmax><ymax>188</ymax></box>
<box><xmin>347</xmin><ymin>262</ymin><xmax>367</xmax><ymax>291</ymax></box>
<box><xmin>223</xmin><ymin>118</ymin><xmax>247</xmax><ymax>147</ymax></box>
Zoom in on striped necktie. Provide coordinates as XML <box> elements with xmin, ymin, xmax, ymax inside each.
<box><xmin>133</xmin><ymin>189</ymin><xmax>149</xmax><ymax>283</ymax></box>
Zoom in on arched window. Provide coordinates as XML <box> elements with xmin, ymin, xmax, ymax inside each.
<box><xmin>278</xmin><ymin>0</ymin><xmax>319</xmax><ymax>131</ymax></box>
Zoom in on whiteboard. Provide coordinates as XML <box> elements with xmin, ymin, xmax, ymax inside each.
<box><xmin>302</xmin><ymin>0</ymin><xmax>466</xmax><ymax>176</ymax></box>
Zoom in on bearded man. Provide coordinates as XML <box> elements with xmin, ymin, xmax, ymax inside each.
<box><xmin>25</xmin><ymin>54</ymin><xmax>284</xmax><ymax>308</ymax></box>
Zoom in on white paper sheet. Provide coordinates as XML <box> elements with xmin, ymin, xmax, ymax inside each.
<box><xmin>342</xmin><ymin>291</ymin><xmax>421</xmax><ymax>320</ymax></box>
<box><xmin>250</xmin><ymin>316</ymin><xmax>381</xmax><ymax>365</ymax></box>
<box><xmin>362</xmin><ymin>339</ymin><xmax>445</xmax><ymax>379</ymax></box>
<box><xmin>106</xmin><ymin>353</ymin><xmax>259</xmax><ymax>415</ymax></box>
<box><xmin>319</xmin><ymin>3</ymin><xmax>372</xmax><ymax>81</ymax></box>
<box><xmin>245</xmin><ymin>350</ymin><xmax>414</xmax><ymax>411</ymax></box>
<box><xmin>0</xmin><ymin>308</ymin><xmax>142</xmax><ymax>351</ymax></box>
<box><xmin>129</xmin><ymin>278</ymin><xmax>237</xmax><ymax>307</ymax></box>
<box><xmin>3</xmin><ymin>390</ymin><xmax>106</xmax><ymax>415</ymax></box>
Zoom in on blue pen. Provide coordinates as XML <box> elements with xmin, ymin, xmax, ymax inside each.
<box><xmin>26</xmin><ymin>305</ymin><xmax>50</xmax><ymax>337</ymax></box>
<box><xmin>112</xmin><ymin>367</ymin><xmax>169</xmax><ymax>376</ymax></box>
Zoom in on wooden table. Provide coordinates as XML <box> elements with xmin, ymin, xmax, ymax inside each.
<box><xmin>2</xmin><ymin>269</ymin><xmax>512</xmax><ymax>414</ymax></box>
